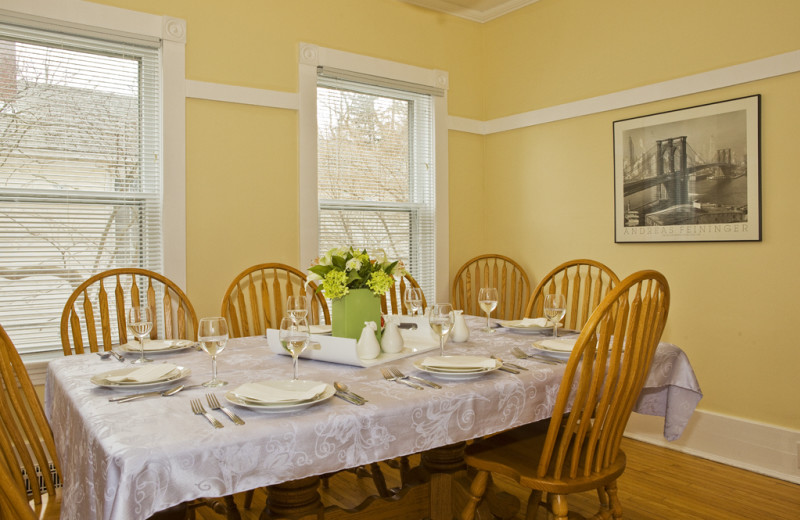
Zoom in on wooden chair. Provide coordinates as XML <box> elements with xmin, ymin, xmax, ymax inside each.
<box><xmin>0</xmin><ymin>462</ymin><xmax>38</xmax><ymax>520</ymax></box>
<box><xmin>380</xmin><ymin>273</ymin><xmax>427</xmax><ymax>315</ymax></box>
<box><xmin>221</xmin><ymin>263</ymin><xmax>330</xmax><ymax>338</ymax></box>
<box><xmin>460</xmin><ymin>270</ymin><xmax>670</xmax><ymax>520</ymax></box>
<box><xmin>0</xmin><ymin>322</ymin><xmax>61</xmax><ymax>520</ymax></box>
<box><xmin>524</xmin><ymin>259</ymin><xmax>620</xmax><ymax>331</ymax></box>
<box><xmin>2</xmin><ymin>320</ymin><xmax>227</xmax><ymax>520</ymax></box>
<box><xmin>60</xmin><ymin>268</ymin><xmax>198</xmax><ymax>356</ymax></box>
<box><xmin>452</xmin><ymin>254</ymin><xmax>531</xmax><ymax>320</ymax></box>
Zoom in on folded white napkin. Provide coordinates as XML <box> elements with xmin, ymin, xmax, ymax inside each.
<box><xmin>499</xmin><ymin>318</ymin><xmax>553</xmax><ymax>328</ymax></box>
<box><xmin>421</xmin><ymin>355</ymin><xmax>496</xmax><ymax>370</ymax></box>
<box><xmin>535</xmin><ymin>338</ymin><xmax>577</xmax><ymax>352</ymax></box>
<box><xmin>106</xmin><ymin>363</ymin><xmax>178</xmax><ymax>383</ymax></box>
<box><xmin>234</xmin><ymin>381</ymin><xmax>328</xmax><ymax>404</ymax></box>
<box><xmin>125</xmin><ymin>340</ymin><xmax>192</xmax><ymax>351</ymax></box>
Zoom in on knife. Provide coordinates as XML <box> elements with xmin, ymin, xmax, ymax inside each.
<box><xmin>109</xmin><ymin>384</ymin><xmax>202</xmax><ymax>402</ymax></box>
<box><xmin>334</xmin><ymin>391</ymin><xmax>365</xmax><ymax>406</ymax></box>
<box><xmin>498</xmin><ymin>365</ymin><xmax>520</xmax><ymax>374</ymax></box>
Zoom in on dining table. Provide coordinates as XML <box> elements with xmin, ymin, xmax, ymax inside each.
<box><xmin>45</xmin><ymin>316</ymin><xmax>702</xmax><ymax>520</ymax></box>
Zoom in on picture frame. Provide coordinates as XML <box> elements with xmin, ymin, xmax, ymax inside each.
<box><xmin>613</xmin><ymin>95</ymin><xmax>761</xmax><ymax>243</ymax></box>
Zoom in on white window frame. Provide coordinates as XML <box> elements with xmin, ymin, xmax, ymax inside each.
<box><xmin>298</xmin><ymin>43</ymin><xmax>449</xmax><ymax>301</ymax></box>
<box><xmin>0</xmin><ymin>0</ymin><xmax>186</xmax><ymax>380</ymax></box>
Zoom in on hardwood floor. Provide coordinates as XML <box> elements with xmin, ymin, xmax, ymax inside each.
<box><xmin>196</xmin><ymin>438</ymin><xmax>800</xmax><ymax>520</ymax></box>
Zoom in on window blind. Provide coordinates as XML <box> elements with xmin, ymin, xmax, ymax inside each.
<box><xmin>317</xmin><ymin>74</ymin><xmax>436</xmax><ymax>302</ymax></box>
<box><xmin>0</xmin><ymin>22</ymin><xmax>162</xmax><ymax>356</ymax></box>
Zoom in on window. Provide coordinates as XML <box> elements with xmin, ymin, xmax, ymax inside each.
<box><xmin>316</xmin><ymin>72</ymin><xmax>436</xmax><ymax>298</ymax></box>
<box><xmin>0</xmin><ymin>20</ymin><xmax>163</xmax><ymax>357</ymax></box>
<box><xmin>299</xmin><ymin>44</ymin><xmax>449</xmax><ymax>303</ymax></box>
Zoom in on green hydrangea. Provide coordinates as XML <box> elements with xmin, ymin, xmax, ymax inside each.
<box><xmin>321</xmin><ymin>270</ymin><xmax>349</xmax><ymax>299</ymax></box>
<box><xmin>309</xmin><ymin>246</ymin><xmax>406</xmax><ymax>299</ymax></box>
<box><xmin>366</xmin><ymin>270</ymin><xmax>394</xmax><ymax>295</ymax></box>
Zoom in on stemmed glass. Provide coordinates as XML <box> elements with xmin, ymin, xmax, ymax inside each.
<box><xmin>543</xmin><ymin>294</ymin><xmax>567</xmax><ymax>338</ymax></box>
<box><xmin>198</xmin><ymin>317</ymin><xmax>229</xmax><ymax>387</ymax></box>
<box><xmin>429</xmin><ymin>303</ymin><xmax>454</xmax><ymax>357</ymax></box>
<box><xmin>287</xmin><ymin>295</ymin><xmax>309</xmax><ymax>323</ymax></box>
<box><xmin>478</xmin><ymin>287</ymin><xmax>498</xmax><ymax>333</ymax></box>
<box><xmin>127</xmin><ymin>307</ymin><xmax>153</xmax><ymax>364</ymax></box>
<box><xmin>404</xmin><ymin>288</ymin><xmax>423</xmax><ymax>316</ymax></box>
<box><xmin>279</xmin><ymin>316</ymin><xmax>310</xmax><ymax>380</ymax></box>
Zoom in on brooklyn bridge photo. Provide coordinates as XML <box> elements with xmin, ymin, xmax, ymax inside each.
<box><xmin>614</xmin><ymin>96</ymin><xmax>760</xmax><ymax>242</ymax></box>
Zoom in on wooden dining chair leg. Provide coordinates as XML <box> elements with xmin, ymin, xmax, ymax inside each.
<box><xmin>524</xmin><ymin>489</ymin><xmax>543</xmax><ymax>520</ymax></box>
<box><xmin>594</xmin><ymin>486</ymin><xmax>611</xmax><ymax>519</ymax></box>
<box><xmin>243</xmin><ymin>489</ymin><xmax>255</xmax><ymax>509</ymax></box>
<box><xmin>591</xmin><ymin>481</ymin><xmax>622</xmax><ymax>520</ymax></box>
<box><xmin>460</xmin><ymin>469</ymin><xmax>490</xmax><ymax>520</ymax></box>
<box><xmin>224</xmin><ymin>495</ymin><xmax>242</xmax><ymax>520</ymax></box>
<box><xmin>550</xmin><ymin>493</ymin><xmax>569</xmax><ymax>520</ymax></box>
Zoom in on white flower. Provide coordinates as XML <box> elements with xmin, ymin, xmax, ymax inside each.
<box><xmin>346</xmin><ymin>258</ymin><xmax>362</xmax><ymax>271</ymax></box>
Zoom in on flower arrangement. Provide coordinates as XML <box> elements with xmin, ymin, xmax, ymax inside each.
<box><xmin>308</xmin><ymin>247</ymin><xmax>405</xmax><ymax>300</ymax></box>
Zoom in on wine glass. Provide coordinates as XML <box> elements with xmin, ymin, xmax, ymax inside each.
<box><xmin>279</xmin><ymin>316</ymin><xmax>310</xmax><ymax>380</ymax></box>
<box><xmin>478</xmin><ymin>287</ymin><xmax>498</xmax><ymax>333</ymax></box>
<box><xmin>287</xmin><ymin>295</ymin><xmax>309</xmax><ymax>323</ymax></box>
<box><xmin>198</xmin><ymin>317</ymin><xmax>229</xmax><ymax>387</ymax></box>
<box><xmin>429</xmin><ymin>303</ymin><xmax>454</xmax><ymax>357</ymax></box>
<box><xmin>543</xmin><ymin>294</ymin><xmax>567</xmax><ymax>338</ymax></box>
<box><xmin>127</xmin><ymin>306</ymin><xmax>153</xmax><ymax>364</ymax></box>
<box><xmin>404</xmin><ymin>287</ymin><xmax>423</xmax><ymax>316</ymax></box>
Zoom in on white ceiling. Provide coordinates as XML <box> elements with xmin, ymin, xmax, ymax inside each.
<box><xmin>400</xmin><ymin>0</ymin><xmax>541</xmax><ymax>23</ymax></box>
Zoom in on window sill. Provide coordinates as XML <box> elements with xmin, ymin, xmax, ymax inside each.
<box><xmin>23</xmin><ymin>353</ymin><xmax>57</xmax><ymax>387</ymax></box>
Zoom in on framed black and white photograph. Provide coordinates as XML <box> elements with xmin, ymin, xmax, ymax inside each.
<box><xmin>613</xmin><ymin>95</ymin><xmax>761</xmax><ymax>243</ymax></box>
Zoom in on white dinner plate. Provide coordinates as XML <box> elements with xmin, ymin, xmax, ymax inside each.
<box><xmin>225</xmin><ymin>380</ymin><xmax>335</xmax><ymax>413</ymax></box>
<box><xmin>413</xmin><ymin>357</ymin><xmax>502</xmax><ymax>380</ymax></box>
<box><xmin>90</xmin><ymin>365</ymin><xmax>190</xmax><ymax>389</ymax></box>
<box><xmin>309</xmin><ymin>324</ymin><xmax>332</xmax><ymax>335</ymax></box>
<box><xmin>119</xmin><ymin>339</ymin><xmax>197</xmax><ymax>354</ymax></box>
<box><xmin>495</xmin><ymin>321</ymin><xmax>576</xmax><ymax>335</ymax></box>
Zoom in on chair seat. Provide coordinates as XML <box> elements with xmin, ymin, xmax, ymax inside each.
<box><xmin>29</xmin><ymin>486</ymin><xmax>61</xmax><ymax>520</ymax></box>
<box><xmin>464</xmin><ymin>422</ymin><xmax>627</xmax><ymax>495</ymax></box>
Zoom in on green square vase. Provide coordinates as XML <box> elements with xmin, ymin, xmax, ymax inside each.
<box><xmin>332</xmin><ymin>288</ymin><xmax>382</xmax><ymax>342</ymax></box>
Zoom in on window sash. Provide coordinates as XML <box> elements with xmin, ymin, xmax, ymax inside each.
<box><xmin>316</xmin><ymin>75</ymin><xmax>436</xmax><ymax>301</ymax></box>
<box><xmin>0</xmin><ymin>21</ymin><xmax>162</xmax><ymax>355</ymax></box>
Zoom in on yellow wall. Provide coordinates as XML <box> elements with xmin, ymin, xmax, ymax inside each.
<box><xmin>86</xmin><ymin>0</ymin><xmax>800</xmax><ymax>430</ymax></box>
<box><xmin>480</xmin><ymin>0</ymin><xmax>800</xmax><ymax>429</ymax></box>
<box><xmin>91</xmin><ymin>0</ymin><xmax>485</xmax><ymax>317</ymax></box>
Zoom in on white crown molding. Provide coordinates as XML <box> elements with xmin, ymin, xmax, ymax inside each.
<box><xmin>401</xmin><ymin>0</ymin><xmax>541</xmax><ymax>23</ymax></box>
<box><xmin>626</xmin><ymin>410</ymin><xmax>800</xmax><ymax>485</ymax></box>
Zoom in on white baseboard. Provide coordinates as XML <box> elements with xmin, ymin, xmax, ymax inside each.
<box><xmin>625</xmin><ymin>409</ymin><xmax>800</xmax><ymax>485</ymax></box>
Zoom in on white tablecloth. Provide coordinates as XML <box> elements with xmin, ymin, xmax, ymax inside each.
<box><xmin>45</xmin><ymin>316</ymin><xmax>701</xmax><ymax>520</ymax></box>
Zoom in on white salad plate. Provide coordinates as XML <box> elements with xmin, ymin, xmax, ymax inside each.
<box><xmin>225</xmin><ymin>380</ymin><xmax>335</xmax><ymax>413</ymax></box>
<box><xmin>413</xmin><ymin>356</ymin><xmax>502</xmax><ymax>380</ymax></box>
<box><xmin>119</xmin><ymin>339</ymin><xmax>196</xmax><ymax>354</ymax></box>
<box><xmin>90</xmin><ymin>365</ymin><xmax>190</xmax><ymax>389</ymax></box>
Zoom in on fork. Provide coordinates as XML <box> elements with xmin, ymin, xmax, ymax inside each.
<box><xmin>207</xmin><ymin>393</ymin><xmax>245</xmax><ymax>425</ymax></box>
<box><xmin>511</xmin><ymin>346</ymin><xmax>560</xmax><ymax>365</ymax></box>
<box><xmin>390</xmin><ymin>367</ymin><xmax>441</xmax><ymax>389</ymax></box>
<box><xmin>381</xmin><ymin>367</ymin><xmax>424</xmax><ymax>390</ymax></box>
<box><xmin>191</xmin><ymin>399</ymin><xmax>224</xmax><ymax>428</ymax></box>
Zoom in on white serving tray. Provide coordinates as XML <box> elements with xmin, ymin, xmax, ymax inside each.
<box><xmin>266</xmin><ymin>316</ymin><xmax>439</xmax><ymax>367</ymax></box>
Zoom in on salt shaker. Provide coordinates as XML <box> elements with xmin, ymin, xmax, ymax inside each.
<box><xmin>381</xmin><ymin>315</ymin><xmax>404</xmax><ymax>354</ymax></box>
<box><xmin>357</xmin><ymin>321</ymin><xmax>381</xmax><ymax>360</ymax></box>
<box><xmin>450</xmin><ymin>309</ymin><xmax>470</xmax><ymax>342</ymax></box>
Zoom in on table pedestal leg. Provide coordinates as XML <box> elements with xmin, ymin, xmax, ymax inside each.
<box><xmin>421</xmin><ymin>442</ymin><xmax>467</xmax><ymax>520</ymax></box>
<box><xmin>260</xmin><ymin>476</ymin><xmax>324</xmax><ymax>520</ymax></box>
